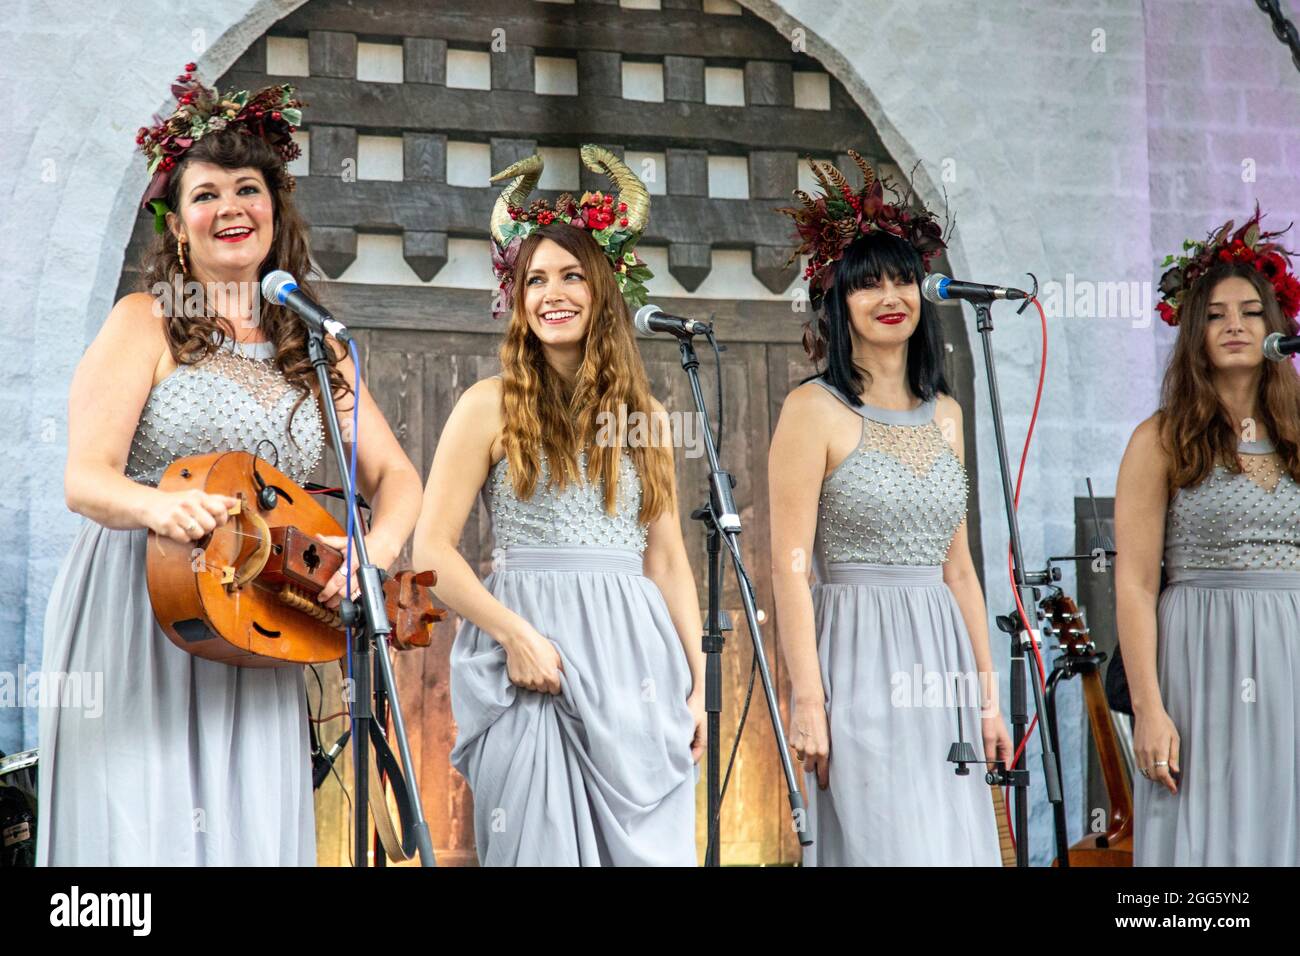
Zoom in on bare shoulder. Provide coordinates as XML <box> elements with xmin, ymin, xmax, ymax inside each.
<box><xmin>779</xmin><ymin>379</ymin><xmax>840</xmax><ymax>424</ymax></box>
<box><xmin>104</xmin><ymin>292</ymin><xmax>168</xmax><ymax>341</ymax></box>
<box><xmin>772</xmin><ymin>380</ymin><xmax>840</xmax><ymax>473</ymax></box>
<box><xmin>933</xmin><ymin>392</ymin><xmax>962</xmax><ymax>422</ymax></box>
<box><xmin>1125</xmin><ymin>412</ymin><xmax>1168</xmax><ymax>461</ymax></box>
<box><xmin>459</xmin><ymin>374</ymin><xmax>504</xmax><ymax>415</ymax></box>
<box><xmin>91</xmin><ymin>294</ymin><xmax>169</xmax><ymax>380</ymax></box>
<box><xmin>451</xmin><ymin>376</ymin><xmax>506</xmax><ymax>460</ymax></box>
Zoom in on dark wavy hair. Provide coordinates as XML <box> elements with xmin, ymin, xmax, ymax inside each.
<box><xmin>1159</xmin><ymin>261</ymin><xmax>1300</xmax><ymax>491</ymax></box>
<box><xmin>138</xmin><ymin>128</ymin><xmax>351</xmax><ymax>434</ymax></box>
<box><xmin>808</xmin><ymin>230</ymin><xmax>950</xmax><ymax>403</ymax></box>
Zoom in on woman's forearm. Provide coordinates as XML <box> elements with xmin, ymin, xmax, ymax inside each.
<box><xmin>646</xmin><ymin>555</ymin><xmax>705</xmax><ymax>695</ymax></box>
<box><xmin>945</xmin><ymin>571</ymin><xmax>1000</xmax><ymax>712</ymax></box>
<box><xmin>66</xmin><ymin>465</ymin><xmax>161</xmax><ymax>530</ymax></box>
<box><xmin>1116</xmin><ymin>582</ymin><xmax>1164</xmax><ymax>716</ymax></box>
<box><xmin>360</xmin><ymin>464</ymin><xmax>423</xmax><ymax>568</ymax></box>
<box><xmin>771</xmin><ymin>569</ymin><xmax>824</xmax><ymax>704</ymax></box>
<box><xmin>415</xmin><ymin>539</ymin><xmax>529</xmax><ymax>645</ymax></box>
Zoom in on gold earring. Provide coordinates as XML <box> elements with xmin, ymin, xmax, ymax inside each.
<box><xmin>177</xmin><ymin>237</ymin><xmax>188</xmax><ymax>274</ymax></box>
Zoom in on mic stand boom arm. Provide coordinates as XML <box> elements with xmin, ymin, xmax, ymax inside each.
<box><xmin>675</xmin><ymin>332</ymin><xmax>809</xmax><ymax>865</ymax></box>
<box><xmin>306</xmin><ymin>329</ymin><xmax>436</xmax><ymax>867</ymax></box>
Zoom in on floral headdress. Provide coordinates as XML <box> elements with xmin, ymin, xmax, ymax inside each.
<box><xmin>778</xmin><ymin>150</ymin><xmax>950</xmax><ymax>360</ymax></box>
<box><xmin>1156</xmin><ymin>204</ymin><xmax>1300</xmax><ymax>327</ymax></box>
<box><xmin>488</xmin><ymin>145</ymin><xmax>653</xmax><ymax>318</ymax></box>
<box><xmin>136</xmin><ymin>64</ymin><xmax>305</xmax><ymax>233</ymax></box>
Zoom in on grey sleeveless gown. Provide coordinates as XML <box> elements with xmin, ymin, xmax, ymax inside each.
<box><xmin>449</xmin><ymin>448</ymin><xmax>697</xmax><ymax>866</ymax></box>
<box><xmin>1135</xmin><ymin>437</ymin><xmax>1300</xmax><ymax>866</ymax></box>
<box><xmin>804</xmin><ymin>378</ymin><xmax>1001</xmax><ymax>866</ymax></box>
<box><xmin>37</xmin><ymin>337</ymin><xmax>325</xmax><ymax>866</ymax></box>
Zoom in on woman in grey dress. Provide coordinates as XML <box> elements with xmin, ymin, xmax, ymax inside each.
<box><xmin>769</xmin><ymin>156</ymin><xmax>1010</xmax><ymax>865</ymax></box>
<box><xmin>38</xmin><ymin>72</ymin><xmax>421</xmax><ymax>865</ymax></box>
<box><xmin>412</xmin><ymin>150</ymin><xmax>704</xmax><ymax>866</ymax></box>
<box><xmin>1117</xmin><ymin>211</ymin><xmax>1300</xmax><ymax>866</ymax></box>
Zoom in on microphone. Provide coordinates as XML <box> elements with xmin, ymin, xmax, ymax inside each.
<box><xmin>312</xmin><ymin>729</ymin><xmax>351</xmax><ymax>789</ymax></box>
<box><xmin>634</xmin><ymin>304</ymin><xmax>712</xmax><ymax>338</ymax></box>
<box><xmin>921</xmin><ymin>273</ymin><xmax>1030</xmax><ymax>304</ymax></box>
<box><xmin>261</xmin><ymin>270</ymin><xmax>353</xmax><ymax>343</ymax></box>
<box><xmin>1263</xmin><ymin>332</ymin><xmax>1300</xmax><ymax>362</ymax></box>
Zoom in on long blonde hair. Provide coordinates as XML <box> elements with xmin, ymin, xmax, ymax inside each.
<box><xmin>499</xmin><ymin>223</ymin><xmax>673</xmax><ymax>522</ymax></box>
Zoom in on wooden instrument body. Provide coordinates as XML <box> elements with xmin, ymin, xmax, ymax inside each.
<box><xmin>1044</xmin><ymin>592</ymin><xmax>1134</xmax><ymax>867</ymax></box>
<box><xmin>1060</xmin><ymin>665</ymin><xmax>1134</xmax><ymax>866</ymax></box>
<box><xmin>147</xmin><ymin>452</ymin><xmax>351</xmax><ymax>667</ymax></box>
<box><xmin>991</xmin><ymin>786</ymin><xmax>1017</xmax><ymax>866</ymax></box>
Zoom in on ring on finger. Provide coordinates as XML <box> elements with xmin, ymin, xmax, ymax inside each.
<box><xmin>1153</xmin><ymin>760</ymin><xmax>1169</xmax><ymax>768</ymax></box>
<box><xmin>1139</xmin><ymin>767</ymin><xmax>1150</xmax><ymax>778</ymax></box>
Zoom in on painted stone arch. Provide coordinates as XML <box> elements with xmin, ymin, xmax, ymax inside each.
<box><xmin>116</xmin><ymin>0</ymin><xmax>982</xmax><ymax>865</ymax></box>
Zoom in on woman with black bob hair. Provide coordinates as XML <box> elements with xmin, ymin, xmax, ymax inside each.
<box><xmin>768</xmin><ymin>154</ymin><xmax>1010</xmax><ymax>865</ymax></box>
<box><xmin>816</xmin><ymin>225</ymin><xmax>951</xmax><ymax>408</ymax></box>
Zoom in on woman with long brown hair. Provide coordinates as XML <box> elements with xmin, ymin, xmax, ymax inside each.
<box><xmin>412</xmin><ymin>148</ymin><xmax>704</xmax><ymax>866</ymax></box>
<box><xmin>37</xmin><ymin>69</ymin><xmax>421</xmax><ymax>865</ymax></box>
<box><xmin>1116</xmin><ymin>208</ymin><xmax>1300</xmax><ymax>865</ymax></box>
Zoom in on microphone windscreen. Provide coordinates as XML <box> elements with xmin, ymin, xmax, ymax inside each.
<box><xmin>633</xmin><ymin>304</ymin><xmax>662</xmax><ymax>336</ymax></box>
<box><xmin>920</xmin><ymin>273</ymin><xmax>949</xmax><ymax>304</ymax></box>
<box><xmin>1263</xmin><ymin>332</ymin><xmax>1285</xmax><ymax>362</ymax></box>
<box><xmin>261</xmin><ymin>270</ymin><xmax>298</xmax><ymax>305</ymax></box>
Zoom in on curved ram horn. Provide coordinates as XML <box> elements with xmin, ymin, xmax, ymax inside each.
<box><xmin>579</xmin><ymin>145</ymin><xmax>649</xmax><ymax>235</ymax></box>
<box><xmin>488</xmin><ymin>153</ymin><xmax>545</xmax><ymax>245</ymax></box>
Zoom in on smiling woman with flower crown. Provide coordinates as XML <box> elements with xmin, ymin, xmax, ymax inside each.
<box><xmin>412</xmin><ymin>147</ymin><xmax>704</xmax><ymax>866</ymax></box>
<box><xmin>768</xmin><ymin>153</ymin><xmax>1009</xmax><ymax>866</ymax></box>
<box><xmin>36</xmin><ymin>67</ymin><xmax>421</xmax><ymax>866</ymax></box>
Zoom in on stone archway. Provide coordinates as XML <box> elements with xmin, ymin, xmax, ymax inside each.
<box><xmin>15</xmin><ymin>0</ymin><xmax>1003</xmax><ymax>865</ymax></box>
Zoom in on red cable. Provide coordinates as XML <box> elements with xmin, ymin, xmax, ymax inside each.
<box><xmin>997</xmin><ymin>296</ymin><xmax>1051</xmax><ymax>854</ymax></box>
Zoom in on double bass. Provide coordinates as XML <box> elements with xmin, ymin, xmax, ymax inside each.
<box><xmin>146</xmin><ymin>450</ymin><xmax>442</xmax><ymax>666</ymax></box>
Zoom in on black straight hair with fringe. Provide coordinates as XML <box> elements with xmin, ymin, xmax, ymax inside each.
<box><xmin>807</xmin><ymin>231</ymin><xmax>951</xmax><ymax>406</ymax></box>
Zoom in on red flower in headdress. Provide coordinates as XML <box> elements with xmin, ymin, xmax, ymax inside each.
<box><xmin>777</xmin><ymin>150</ymin><xmax>950</xmax><ymax>337</ymax></box>
<box><xmin>137</xmin><ymin>67</ymin><xmax>305</xmax><ymax>231</ymax></box>
<box><xmin>1156</xmin><ymin>204</ymin><xmax>1298</xmax><ymax>325</ymax></box>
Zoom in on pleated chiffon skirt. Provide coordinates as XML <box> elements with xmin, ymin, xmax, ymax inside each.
<box><xmin>36</xmin><ymin>520</ymin><xmax>316</xmax><ymax>866</ymax></box>
<box><xmin>1135</xmin><ymin>568</ymin><xmax>1300</xmax><ymax>866</ymax></box>
<box><xmin>449</xmin><ymin>546</ymin><xmax>697</xmax><ymax>866</ymax></box>
<box><xmin>806</xmin><ymin>562</ymin><xmax>1001</xmax><ymax>866</ymax></box>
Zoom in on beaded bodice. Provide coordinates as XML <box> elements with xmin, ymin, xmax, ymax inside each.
<box><xmin>484</xmin><ymin>449</ymin><xmax>648</xmax><ymax>553</ymax></box>
<box><xmin>1164</xmin><ymin>438</ymin><xmax>1300</xmax><ymax>572</ymax></box>
<box><xmin>125</xmin><ymin>338</ymin><xmax>325</xmax><ymax>487</ymax></box>
<box><xmin>813</xmin><ymin>378</ymin><xmax>968</xmax><ymax>566</ymax></box>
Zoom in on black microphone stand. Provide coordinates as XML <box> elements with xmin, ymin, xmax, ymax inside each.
<box><xmin>671</xmin><ymin>328</ymin><xmax>808</xmax><ymax>866</ymax></box>
<box><xmin>966</xmin><ymin>296</ymin><xmax>1064</xmax><ymax>867</ymax></box>
<box><xmin>305</xmin><ymin>329</ymin><xmax>435</xmax><ymax>867</ymax></box>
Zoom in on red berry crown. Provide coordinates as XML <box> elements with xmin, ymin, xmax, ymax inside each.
<box><xmin>776</xmin><ymin>149</ymin><xmax>950</xmax><ymax>358</ymax></box>
<box><xmin>136</xmin><ymin>64</ymin><xmax>305</xmax><ymax>232</ymax></box>
<box><xmin>778</xmin><ymin>151</ymin><xmax>949</xmax><ymax>303</ymax></box>
<box><xmin>507</xmin><ymin>190</ymin><xmax>631</xmax><ymax>232</ymax></box>
<box><xmin>492</xmin><ymin>189</ymin><xmax>652</xmax><ymax>316</ymax></box>
<box><xmin>1156</xmin><ymin>205</ymin><xmax>1299</xmax><ymax>327</ymax></box>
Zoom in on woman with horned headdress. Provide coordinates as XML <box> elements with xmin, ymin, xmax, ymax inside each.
<box><xmin>412</xmin><ymin>147</ymin><xmax>704</xmax><ymax>866</ymax></box>
<box><xmin>1117</xmin><ymin>207</ymin><xmax>1300</xmax><ymax>865</ymax></box>
<box><xmin>37</xmin><ymin>67</ymin><xmax>421</xmax><ymax>865</ymax></box>
<box><xmin>767</xmin><ymin>153</ymin><xmax>1009</xmax><ymax>865</ymax></box>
